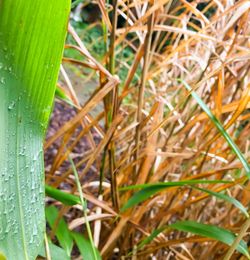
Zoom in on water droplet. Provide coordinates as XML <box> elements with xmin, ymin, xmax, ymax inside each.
<box><xmin>0</xmin><ymin>77</ymin><xmax>5</xmax><ymax>85</ymax></box>
<box><xmin>8</xmin><ymin>101</ymin><xmax>15</xmax><ymax>110</ymax></box>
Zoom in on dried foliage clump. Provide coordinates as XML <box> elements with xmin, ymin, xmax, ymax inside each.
<box><xmin>44</xmin><ymin>0</ymin><xmax>250</xmax><ymax>259</ymax></box>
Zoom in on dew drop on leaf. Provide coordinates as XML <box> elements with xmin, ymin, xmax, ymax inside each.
<box><xmin>8</xmin><ymin>101</ymin><xmax>15</xmax><ymax>110</ymax></box>
<box><xmin>0</xmin><ymin>77</ymin><xmax>5</xmax><ymax>85</ymax></box>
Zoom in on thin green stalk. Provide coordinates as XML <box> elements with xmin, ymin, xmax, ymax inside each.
<box><xmin>68</xmin><ymin>157</ymin><xmax>98</xmax><ymax>260</ymax></box>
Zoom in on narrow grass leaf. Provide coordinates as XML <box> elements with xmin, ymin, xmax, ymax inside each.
<box><xmin>45</xmin><ymin>185</ymin><xmax>80</xmax><ymax>206</ymax></box>
<box><xmin>39</xmin><ymin>243</ymin><xmax>70</xmax><ymax>260</ymax></box>
<box><xmin>45</xmin><ymin>206</ymin><xmax>73</xmax><ymax>257</ymax></box>
<box><xmin>137</xmin><ymin>226</ymin><xmax>167</xmax><ymax>251</ymax></box>
<box><xmin>121</xmin><ymin>180</ymin><xmax>231</xmax><ymax>212</ymax></box>
<box><xmin>120</xmin><ymin>180</ymin><xmax>230</xmax><ymax>191</ymax></box>
<box><xmin>179</xmin><ymin>79</ymin><xmax>250</xmax><ymax>178</ymax></box>
<box><xmin>71</xmin><ymin>232</ymin><xmax>102</xmax><ymax>260</ymax></box>
<box><xmin>193</xmin><ymin>187</ymin><xmax>249</xmax><ymax>218</ymax></box>
<box><xmin>69</xmin><ymin>156</ymin><xmax>99</xmax><ymax>260</ymax></box>
<box><xmin>55</xmin><ymin>86</ymin><xmax>76</xmax><ymax>108</ymax></box>
<box><xmin>170</xmin><ymin>221</ymin><xmax>250</xmax><ymax>257</ymax></box>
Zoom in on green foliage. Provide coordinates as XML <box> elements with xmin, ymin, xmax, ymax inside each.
<box><xmin>72</xmin><ymin>232</ymin><xmax>102</xmax><ymax>260</ymax></box>
<box><xmin>138</xmin><ymin>221</ymin><xmax>249</xmax><ymax>257</ymax></box>
<box><xmin>45</xmin><ymin>185</ymin><xmax>81</xmax><ymax>206</ymax></box>
<box><xmin>46</xmin><ymin>206</ymin><xmax>74</xmax><ymax>256</ymax></box>
<box><xmin>193</xmin><ymin>186</ymin><xmax>249</xmax><ymax>217</ymax></box>
<box><xmin>121</xmin><ymin>180</ymin><xmax>230</xmax><ymax>212</ymax></box>
<box><xmin>38</xmin><ymin>242</ymin><xmax>70</xmax><ymax>260</ymax></box>
<box><xmin>45</xmin><ymin>205</ymin><xmax>102</xmax><ymax>259</ymax></box>
<box><xmin>170</xmin><ymin>221</ymin><xmax>250</xmax><ymax>257</ymax></box>
<box><xmin>5</xmin><ymin>0</ymin><xmax>246</xmax><ymax>258</ymax></box>
<box><xmin>0</xmin><ymin>0</ymin><xmax>70</xmax><ymax>258</ymax></box>
<box><xmin>180</xmin><ymin>79</ymin><xmax>250</xmax><ymax>178</ymax></box>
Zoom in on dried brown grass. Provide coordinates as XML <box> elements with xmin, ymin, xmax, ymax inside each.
<box><xmin>45</xmin><ymin>0</ymin><xmax>250</xmax><ymax>259</ymax></box>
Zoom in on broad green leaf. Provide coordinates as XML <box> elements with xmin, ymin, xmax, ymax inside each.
<box><xmin>45</xmin><ymin>206</ymin><xmax>73</xmax><ymax>257</ymax></box>
<box><xmin>39</xmin><ymin>242</ymin><xmax>70</xmax><ymax>260</ymax></box>
<box><xmin>45</xmin><ymin>185</ymin><xmax>81</xmax><ymax>206</ymax></box>
<box><xmin>120</xmin><ymin>180</ymin><xmax>231</xmax><ymax>212</ymax></box>
<box><xmin>179</xmin><ymin>79</ymin><xmax>250</xmax><ymax>178</ymax></box>
<box><xmin>193</xmin><ymin>186</ymin><xmax>249</xmax><ymax>218</ymax></box>
<box><xmin>0</xmin><ymin>1</ymin><xmax>70</xmax><ymax>259</ymax></box>
<box><xmin>170</xmin><ymin>221</ymin><xmax>250</xmax><ymax>257</ymax></box>
<box><xmin>71</xmin><ymin>232</ymin><xmax>102</xmax><ymax>260</ymax></box>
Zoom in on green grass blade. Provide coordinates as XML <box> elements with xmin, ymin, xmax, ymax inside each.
<box><xmin>137</xmin><ymin>226</ymin><xmax>167</xmax><ymax>251</ymax></box>
<box><xmin>179</xmin><ymin>79</ymin><xmax>250</xmax><ymax>178</ymax></box>
<box><xmin>120</xmin><ymin>180</ymin><xmax>230</xmax><ymax>191</ymax></box>
<box><xmin>69</xmin><ymin>156</ymin><xmax>99</xmax><ymax>260</ymax></box>
<box><xmin>71</xmin><ymin>232</ymin><xmax>102</xmax><ymax>260</ymax></box>
<box><xmin>0</xmin><ymin>1</ymin><xmax>70</xmax><ymax>259</ymax></box>
<box><xmin>170</xmin><ymin>221</ymin><xmax>250</xmax><ymax>257</ymax></box>
<box><xmin>193</xmin><ymin>186</ymin><xmax>249</xmax><ymax>218</ymax></box>
<box><xmin>137</xmin><ymin>221</ymin><xmax>249</xmax><ymax>257</ymax></box>
<box><xmin>39</xmin><ymin>242</ymin><xmax>70</xmax><ymax>260</ymax></box>
<box><xmin>45</xmin><ymin>206</ymin><xmax>73</xmax><ymax>257</ymax></box>
<box><xmin>120</xmin><ymin>180</ymin><xmax>231</xmax><ymax>212</ymax></box>
<box><xmin>45</xmin><ymin>185</ymin><xmax>81</xmax><ymax>206</ymax></box>
<box><xmin>55</xmin><ymin>87</ymin><xmax>76</xmax><ymax>108</ymax></box>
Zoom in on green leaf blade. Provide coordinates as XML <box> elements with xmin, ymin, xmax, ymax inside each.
<box><xmin>39</xmin><ymin>242</ymin><xmax>70</xmax><ymax>260</ymax></box>
<box><xmin>45</xmin><ymin>185</ymin><xmax>81</xmax><ymax>206</ymax></box>
<box><xmin>121</xmin><ymin>180</ymin><xmax>231</xmax><ymax>212</ymax></box>
<box><xmin>0</xmin><ymin>1</ymin><xmax>70</xmax><ymax>259</ymax></box>
<box><xmin>179</xmin><ymin>79</ymin><xmax>250</xmax><ymax>178</ymax></box>
<box><xmin>193</xmin><ymin>187</ymin><xmax>249</xmax><ymax>218</ymax></box>
<box><xmin>45</xmin><ymin>206</ymin><xmax>73</xmax><ymax>257</ymax></box>
<box><xmin>170</xmin><ymin>221</ymin><xmax>250</xmax><ymax>257</ymax></box>
<box><xmin>72</xmin><ymin>232</ymin><xmax>102</xmax><ymax>260</ymax></box>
